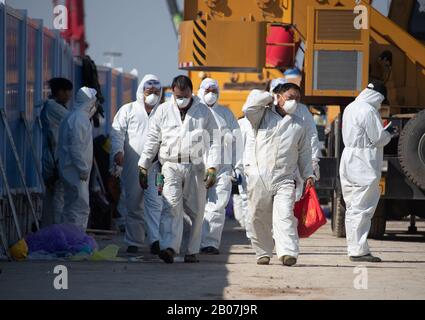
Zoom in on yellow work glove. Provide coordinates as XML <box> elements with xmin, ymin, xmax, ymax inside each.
<box><xmin>204</xmin><ymin>168</ymin><xmax>217</xmax><ymax>189</ymax></box>
<box><xmin>139</xmin><ymin>167</ymin><xmax>148</xmax><ymax>189</ymax></box>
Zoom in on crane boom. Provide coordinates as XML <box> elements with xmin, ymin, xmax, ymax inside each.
<box><xmin>53</xmin><ymin>0</ymin><xmax>88</xmax><ymax>56</ymax></box>
<box><xmin>166</xmin><ymin>0</ymin><xmax>183</xmax><ymax>37</ymax></box>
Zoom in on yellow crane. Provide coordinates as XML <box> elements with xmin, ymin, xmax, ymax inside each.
<box><xmin>177</xmin><ymin>0</ymin><xmax>425</xmax><ymax>238</ymax></box>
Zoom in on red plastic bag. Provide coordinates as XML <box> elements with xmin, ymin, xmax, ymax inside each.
<box><xmin>294</xmin><ymin>185</ymin><xmax>327</xmax><ymax>238</ymax></box>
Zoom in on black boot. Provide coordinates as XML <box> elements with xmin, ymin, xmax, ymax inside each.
<box><xmin>200</xmin><ymin>246</ymin><xmax>220</xmax><ymax>255</ymax></box>
<box><xmin>349</xmin><ymin>254</ymin><xmax>382</xmax><ymax>263</ymax></box>
<box><xmin>281</xmin><ymin>255</ymin><xmax>297</xmax><ymax>266</ymax></box>
<box><xmin>158</xmin><ymin>248</ymin><xmax>175</xmax><ymax>264</ymax></box>
<box><xmin>184</xmin><ymin>254</ymin><xmax>200</xmax><ymax>263</ymax></box>
<box><xmin>150</xmin><ymin>241</ymin><xmax>160</xmax><ymax>255</ymax></box>
<box><xmin>257</xmin><ymin>256</ymin><xmax>270</xmax><ymax>265</ymax></box>
<box><xmin>126</xmin><ymin>246</ymin><xmax>138</xmax><ymax>254</ymax></box>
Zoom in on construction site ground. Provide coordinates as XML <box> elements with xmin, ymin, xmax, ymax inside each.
<box><xmin>1</xmin><ymin>219</ymin><xmax>424</xmax><ymax>300</ymax></box>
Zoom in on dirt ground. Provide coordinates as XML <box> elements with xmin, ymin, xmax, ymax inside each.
<box><xmin>0</xmin><ymin>219</ymin><xmax>424</xmax><ymax>300</ymax></box>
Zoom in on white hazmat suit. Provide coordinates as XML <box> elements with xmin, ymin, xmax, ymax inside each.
<box><xmin>139</xmin><ymin>95</ymin><xmax>220</xmax><ymax>256</ymax></box>
<box><xmin>198</xmin><ymin>78</ymin><xmax>243</xmax><ymax>251</ymax></box>
<box><xmin>58</xmin><ymin>87</ymin><xmax>97</xmax><ymax>230</ymax></box>
<box><xmin>110</xmin><ymin>74</ymin><xmax>163</xmax><ymax>248</ymax></box>
<box><xmin>243</xmin><ymin>90</ymin><xmax>314</xmax><ymax>260</ymax></box>
<box><xmin>269</xmin><ymin>78</ymin><xmax>321</xmax><ymax>200</ymax></box>
<box><xmin>339</xmin><ymin>88</ymin><xmax>391</xmax><ymax>257</ymax></box>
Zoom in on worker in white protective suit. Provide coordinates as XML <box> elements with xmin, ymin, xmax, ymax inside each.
<box><xmin>243</xmin><ymin>83</ymin><xmax>315</xmax><ymax>266</ymax></box>
<box><xmin>340</xmin><ymin>81</ymin><xmax>394</xmax><ymax>263</ymax></box>
<box><xmin>270</xmin><ymin>78</ymin><xmax>321</xmax><ymax>200</ymax></box>
<box><xmin>110</xmin><ymin>74</ymin><xmax>163</xmax><ymax>255</ymax></box>
<box><xmin>40</xmin><ymin>78</ymin><xmax>73</xmax><ymax>227</ymax></box>
<box><xmin>138</xmin><ymin>75</ymin><xmax>220</xmax><ymax>264</ymax></box>
<box><xmin>58</xmin><ymin>87</ymin><xmax>98</xmax><ymax>230</ymax></box>
<box><xmin>198</xmin><ymin>78</ymin><xmax>243</xmax><ymax>255</ymax></box>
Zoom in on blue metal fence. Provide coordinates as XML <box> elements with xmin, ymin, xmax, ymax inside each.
<box><xmin>0</xmin><ymin>3</ymin><xmax>138</xmax><ymax>245</ymax></box>
<box><xmin>5</xmin><ymin>9</ymin><xmax>24</xmax><ymax>190</ymax></box>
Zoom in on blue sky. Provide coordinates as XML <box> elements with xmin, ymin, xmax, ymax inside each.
<box><xmin>7</xmin><ymin>0</ymin><xmax>185</xmax><ymax>85</ymax></box>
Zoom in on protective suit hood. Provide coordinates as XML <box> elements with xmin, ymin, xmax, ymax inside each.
<box><xmin>136</xmin><ymin>74</ymin><xmax>162</xmax><ymax>108</ymax></box>
<box><xmin>73</xmin><ymin>87</ymin><xmax>97</xmax><ymax>114</ymax></box>
<box><xmin>355</xmin><ymin>88</ymin><xmax>385</xmax><ymax>110</ymax></box>
<box><xmin>270</xmin><ymin>78</ymin><xmax>287</xmax><ymax>93</ymax></box>
<box><xmin>198</xmin><ymin>78</ymin><xmax>220</xmax><ymax>108</ymax></box>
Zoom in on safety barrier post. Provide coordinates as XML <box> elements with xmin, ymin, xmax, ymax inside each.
<box><xmin>53</xmin><ymin>30</ymin><xmax>61</xmax><ymax>77</ymax></box>
<box><xmin>34</xmin><ymin>18</ymin><xmax>44</xmax><ymax>193</ymax></box>
<box><xmin>18</xmin><ymin>10</ymin><xmax>27</xmax><ymax>117</ymax></box>
<box><xmin>0</xmin><ymin>3</ymin><xmax>5</xmax><ymax>162</ymax></box>
<box><xmin>0</xmin><ymin>3</ymin><xmax>5</xmax><ymax>110</ymax></box>
<box><xmin>20</xmin><ymin>15</ymin><xmax>45</xmax><ymax>194</ymax></box>
<box><xmin>35</xmin><ymin>19</ymin><xmax>43</xmax><ymax>108</ymax></box>
<box><xmin>0</xmin><ymin>2</ymin><xmax>14</xmax><ymax>258</ymax></box>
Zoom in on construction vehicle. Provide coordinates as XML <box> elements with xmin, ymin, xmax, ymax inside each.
<box><xmin>177</xmin><ymin>0</ymin><xmax>425</xmax><ymax>238</ymax></box>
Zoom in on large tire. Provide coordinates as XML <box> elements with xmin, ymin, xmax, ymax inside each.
<box><xmin>331</xmin><ymin>190</ymin><xmax>346</xmax><ymax>237</ymax></box>
<box><xmin>369</xmin><ymin>200</ymin><xmax>386</xmax><ymax>239</ymax></box>
<box><xmin>398</xmin><ymin>110</ymin><xmax>425</xmax><ymax>190</ymax></box>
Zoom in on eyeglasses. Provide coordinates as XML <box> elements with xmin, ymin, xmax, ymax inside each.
<box><xmin>144</xmin><ymin>80</ymin><xmax>161</xmax><ymax>90</ymax></box>
<box><xmin>204</xmin><ymin>85</ymin><xmax>218</xmax><ymax>92</ymax></box>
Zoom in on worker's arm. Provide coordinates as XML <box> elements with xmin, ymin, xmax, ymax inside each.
<box><xmin>68</xmin><ymin>116</ymin><xmax>92</xmax><ymax>178</ymax></box>
<box><xmin>242</xmin><ymin>90</ymin><xmax>273</xmax><ymax>130</ymax></box>
<box><xmin>365</xmin><ymin>108</ymin><xmax>392</xmax><ymax>148</ymax></box>
<box><xmin>138</xmin><ymin>105</ymin><xmax>163</xmax><ymax>170</ymax></box>
<box><xmin>110</xmin><ymin>104</ymin><xmax>129</xmax><ymax>164</ymax></box>
<box><xmin>298</xmin><ymin>126</ymin><xmax>315</xmax><ymax>182</ymax></box>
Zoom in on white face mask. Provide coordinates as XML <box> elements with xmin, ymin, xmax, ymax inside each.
<box><xmin>204</xmin><ymin>92</ymin><xmax>218</xmax><ymax>106</ymax></box>
<box><xmin>175</xmin><ymin>97</ymin><xmax>191</xmax><ymax>109</ymax></box>
<box><xmin>283</xmin><ymin>99</ymin><xmax>298</xmax><ymax>114</ymax></box>
<box><xmin>145</xmin><ymin>94</ymin><xmax>159</xmax><ymax>107</ymax></box>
